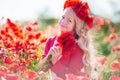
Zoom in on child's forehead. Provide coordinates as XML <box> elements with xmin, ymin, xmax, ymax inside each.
<box><xmin>63</xmin><ymin>8</ymin><xmax>72</xmax><ymax>14</ymax></box>
<box><xmin>62</xmin><ymin>8</ymin><xmax>75</xmax><ymax>18</ymax></box>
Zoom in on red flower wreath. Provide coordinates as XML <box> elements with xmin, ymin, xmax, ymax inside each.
<box><xmin>64</xmin><ymin>0</ymin><xmax>94</xmax><ymax>29</ymax></box>
<box><xmin>57</xmin><ymin>31</ymin><xmax>76</xmax><ymax>51</ymax></box>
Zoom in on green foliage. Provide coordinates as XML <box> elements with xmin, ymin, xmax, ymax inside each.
<box><xmin>111</xmin><ymin>22</ymin><xmax>120</xmax><ymax>33</ymax></box>
<box><xmin>38</xmin><ymin>18</ymin><xmax>58</xmax><ymax>30</ymax></box>
<box><xmin>29</xmin><ymin>44</ymin><xmax>45</xmax><ymax>71</ymax></box>
<box><xmin>37</xmin><ymin>13</ymin><xmax>58</xmax><ymax>30</ymax></box>
<box><xmin>92</xmin><ymin>25</ymin><xmax>111</xmax><ymax>56</ymax></box>
<box><xmin>92</xmin><ymin>20</ymin><xmax>120</xmax><ymax>56</ymax></box>
<box><xmin>99</xmin><ymin>42</ymin><xmax>111</xmax><ymax>56</ymax></box>
<box><xmin>102</xmin><ymin>25</ymin><xmax>110</xmax><ymax>35</ymax></box>
<box><xmin>101</xmin><ymin>70</ymin><xmax>112</xmax><ymax>80</ymax></box>
<box><xmin>114</xmin><ymin>69</ymin><xmax>120</xmax><ymax>76</ymax></box>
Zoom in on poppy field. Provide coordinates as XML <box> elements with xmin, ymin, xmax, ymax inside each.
<box><xmin>0</xmin><ymin>17</ymin><xmax>120</xmax><ymax>80</ymax></box>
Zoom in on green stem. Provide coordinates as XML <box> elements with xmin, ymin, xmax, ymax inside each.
<box><xmin>38</xmin><ymin>54</ymin><xmax>52</xmax><ymax>72</ymax></box>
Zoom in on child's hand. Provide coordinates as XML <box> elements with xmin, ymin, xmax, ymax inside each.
<box><xmin>48</xmin><ymin>46</ymin><xmax>62</xmax><ymax>64</ymax></box>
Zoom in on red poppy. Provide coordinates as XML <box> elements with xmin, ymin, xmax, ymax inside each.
<box><xmin>40</xmin><ymin>37</ymin><xmax>47</xmax><ymax>43</ymax></box>
<box><xmin>57</xmin><ymin>31</ymin><xmax>75</xmax><ymax>51</ymax></box>
<box><xmin>94</xmin><ymin>16</ymin><xmax>104</xmax><ymax>25</ymax></box>
<box><xmin>30</xmin><ymin>54</ymin><xmax>38</xmax><ymax>59</ymax></box>
<box><xmin>0</xmin><ymin>34</ymin><xmax>2</xmax><ymax>40</ymax></box>
<box><xmin>26</xmin><ymin>59</ymin><xmax>32</xmax><ymax>65</ymax></box>
<box><xmin>110</xmin><ymin>60</ymin><xmax>120</xmax><ymax>71</ymax></box>
<box><xmin>105</xmin><ymin>19</ymin><xmax>110</xmax><ymax>25</ymax></box>
<box><xmin>30</xmin><ymin>21</ymin><xmax>39</xmax><ymax>26</ymax></box>
<box><xmin>0</xmin><ymin>66</ymin><xmax>8</xmax><ymax>76</ymax></box>
<box><xmin>28</xmin><ymin>34</ymin><xmax>34</xmax><ymax>39</ymax></box>
<box><xmin>1</xmin><ymin>29</ymin><xmax>6</xmax><ymax>35</ymax></box>
<box><xmin>7</xmin><ymin>18</ymin><xmax>17</xmax><ymax>29</ymax></box>
<box><xmin>6</xmin><ymin>33</ymin><xmax>13</xmax><ymax>40</ymax></box>
<box><xmin>12</xmin><ymin>64</ymin><xmax>20</xmax><ymax>72</ymax></box>
<box><xmin>115</xmin><ymin>46</ymin><xmax>120</xmax><ymax>51</ymax></box>
<box><xmin>14</xmin><ymin>30</ymin><xmax>23</xmax><ymax>39</ymax></box>
<box><xmin>18</xmin><ymin>58</ymin><xmax>25</xmax><ymax>65</ymax></box>
<box><xmin>109</xmin><ymin>26</ymin><xmax>115</xmax><ymax>33</ymax></box>
<box><xmin>26</xmin><ymin>70</ymin><xmax>38</xmax><ymax>80</ymax></box>
<box><xmin>110</xmin><ymin>76</ymin><xmax>120</xmax><ymax>80</ymax></box>
<box><xmin>3</xmin><ymin>40</ymin><xmax>13</xmax><ymax>48</ymax></box>
<box><xmin>104</xmin><ymin>36</ymin><xmax>110</xmax><ymax>42</ymax></box>
<box><xmin>111</xmin><ymin>45</ymin><xmax>120</xmax><ymax>53</ymax></box>
<box><xmin>109</xmin><ymin>33</ymin><xmax>118</xmax><ymax>40</ymax></box>
<box><xmin>20</xmin><ymin>65</ymin><xmax>27</xmax><ymax>71</ymax></box>
<box><xmin>5</xmin><ymin>26</ymin><xmax>10</xmax><ymax>33</ymax></box>
<box><xmin>97</xmin><ymin>56</ymin><xmax>108</xmax><ymax>65</ymax></box>
<box><xmin>4</xmin><ymin>56</ymin><xmax>13</xmax><ymax>64</ymax></box>
<box><xmin>14</xmin><ymin>41</ymin><xmax>23</xmax><ymax>51</ymax></box>
<box><xmin>26</xmin><ymin>25</ymin><xmax>33</xmax><ymax>31</ymax></box>
<box><xmin>86</xmin><ymin>16</ymin><xmax>94</xmax><ymax>29</ymax></box>
<box><xmin>35</xmin><ymin>32</ymin><xmax>41</xmax><ymax>39</ymax></box>
<box><xmin>6</xmin><ymin>74</ymin><xmax>18</xmax><ymax>80</ymax></box>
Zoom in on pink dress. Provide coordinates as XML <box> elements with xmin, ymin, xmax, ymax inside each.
<box><xmin>42</xmin><ymin>36</ymin><xmax>85</xmax><ymax>79</ymax></box>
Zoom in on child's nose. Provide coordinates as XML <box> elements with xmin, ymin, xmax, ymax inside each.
<box><xmin>61</xmin><ymin>19</ymin><xmax>66</xmax><ymax>25</ymax></box>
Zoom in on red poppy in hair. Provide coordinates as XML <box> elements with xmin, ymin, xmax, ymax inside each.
<box><xmin>64</xmin><ymin>0</ymin><xmax>94</xmax><ymax>29</ymax></box>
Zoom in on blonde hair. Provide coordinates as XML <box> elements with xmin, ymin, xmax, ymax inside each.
<box><xmin>67</xmin><ymin>7</ymin><xmax>98</xmax><ymax>79</ymax></box>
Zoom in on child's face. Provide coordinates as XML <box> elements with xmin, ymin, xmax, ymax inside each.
<box><xmin>58</xmin><ymin>8</ymin><xmax>75</xmax><ymax>32</ymax></box>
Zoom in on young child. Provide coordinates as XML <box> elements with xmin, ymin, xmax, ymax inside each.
<box><xmin>39</xmin><ymin>0</ymin><xmax>96</xmax><ymax>79</ymax></box>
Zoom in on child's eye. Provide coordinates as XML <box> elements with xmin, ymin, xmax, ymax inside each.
<box><xmin>68</xmin><ymin>19</ymin><xmax>72</xmax><ymax>23</ymax></box>
<box><xmin>61</xmin><ymin>16</ymin><xmax>65</xmax><ymax>19</ymax></box>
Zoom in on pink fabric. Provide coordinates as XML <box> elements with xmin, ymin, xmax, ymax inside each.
<box><xmin>42</xmin><ymin>36</ymin><xmax>84</xmax><ymax>79</ymax></box>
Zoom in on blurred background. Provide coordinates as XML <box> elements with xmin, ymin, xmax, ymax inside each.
<box><xmin>0</xmin><ymin>0</ymin><xmax>120</xmax><ymax>24</ymax></box>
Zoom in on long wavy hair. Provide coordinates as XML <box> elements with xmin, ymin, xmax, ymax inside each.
<box><xmin>66</xmin><ymin>7</ymin><xmax>98</xmax><ymax>79</ymax></box>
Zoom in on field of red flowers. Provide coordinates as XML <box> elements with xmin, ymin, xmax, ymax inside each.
<box><xmin>0</xmin><ymin>18</ymin><xmax>47</xmax><ymax>80</ymax></box>
<box><xmin>0</xmin><ymin>17</ymin><xmax>120</xmax><ymax>80</ymax></box>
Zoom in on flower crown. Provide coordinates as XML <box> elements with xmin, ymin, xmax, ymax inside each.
<box><xmin>64</xmin><ymin>0</ymin><xmax>94</xmax><ymax>29</ymax></box>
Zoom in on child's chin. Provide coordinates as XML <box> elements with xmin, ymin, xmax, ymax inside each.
<box><xmin>60</xmin><ymin>29</ymin><xmax>67</xmax><ymax>32</ymax></box>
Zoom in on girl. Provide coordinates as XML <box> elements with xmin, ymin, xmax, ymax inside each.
<box><xmin>39</xmin><ymin>0</ymin><xmax>96</xmax><ymax>79</ymax></box>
